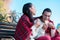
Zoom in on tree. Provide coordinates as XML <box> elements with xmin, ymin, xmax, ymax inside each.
<box><xmin>0</xmin><ymin>0</ymin><xmax>8</xmax><ymax>22</ymax></box>
<box><xmin>0</xmin><ymin>0</ymin><xmax>4</xmax><ymax>8</ymax></box>
<box><xmin>11</xmin><ymin>10</ymin><xmax>22</xmax><ymax>23</ymax></box>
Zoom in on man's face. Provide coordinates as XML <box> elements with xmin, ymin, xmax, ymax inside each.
<box><xmin>42</xmin><ymin>11</ymin><xmax>51</xmax><ymax>20</ymax></box>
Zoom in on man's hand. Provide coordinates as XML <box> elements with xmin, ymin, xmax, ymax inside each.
<box><xmin>48</xmin><ymin>22</ymin><xmax>55</xmax><ymax>29</ymax></box>
<box><xmin>42</xmin><ymin>23</ymin><xmax>48</xmax><ymax>30</ymax></box>
<box><xmin>42</xmin><ymin>20</ymin><xmax>49</xmax><ymax>30</ymax></box>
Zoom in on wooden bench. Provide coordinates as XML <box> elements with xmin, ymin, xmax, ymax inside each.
<box><xmin>0</xmin><ymin>22</ymin><xmax>16</xmax><ymax>40</ymax></box>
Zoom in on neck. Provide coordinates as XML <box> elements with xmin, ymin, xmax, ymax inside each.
<box><xmin>42</xmin><ymin>18</ymin><xmax>45</xmax><ymax>22</ymax></box>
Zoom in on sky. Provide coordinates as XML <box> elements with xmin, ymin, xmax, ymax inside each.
<box><xmin>10</xmin><ymin>0</ymin><xmax>60</xmax><ymax>27</ymax></box>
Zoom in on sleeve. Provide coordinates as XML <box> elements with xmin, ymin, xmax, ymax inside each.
<box><xmin>50</xmin><ymin>21</ymin><xmax>57</xmax><ymax>37</ymax></box>
<box><xmin>15</xmin><ymin>18</ymin><xmax>33</xmax><ymax>40</ymax></box>
<box><xmin>31</xmin><ymin>19</ymin><xmax>41</xmax><ymax>38</ymax></box>
<box><xmin>30</xmin><ymin>25</ymin><xmax>37</xmax><ymax>40</ymax></box>
<box><xmin>51</xmin><ymin>29</ymin><xmax>56</xmax><ymax>37</ymax></box>
<box><xmin>21</xmin><ymin>18</ymin><xmax>33</xmax><ymax>37</ymax></box>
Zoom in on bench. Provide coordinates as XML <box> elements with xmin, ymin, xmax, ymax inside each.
<box><xmin>0</xmin><ymin>22</ymin><xmax>16</xmax><ymax>40</ymax></box>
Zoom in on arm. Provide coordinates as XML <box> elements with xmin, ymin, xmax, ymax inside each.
<box><xmin>30</xmin><ymin>19</ymin><xmax>40</xmax><ymax>40</ymax></box>
<box><xmin>17</xmin><ymin>18</ymin><xmax>33</xmax><ymax>40</ymax></box>
<box><xmin>48</xmin><ymin>21</ymin><xmax>56</xmax><ymax>37</ymax></box>
<box><xmin>48</xmin><ymin>22</ymin><xmax>55</xmax><ymax>29</ymax></box>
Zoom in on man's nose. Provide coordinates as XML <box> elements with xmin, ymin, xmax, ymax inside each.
<box><xmin>46</xmin><ymin>16</ymin><xmax>49</xmax><ymax>19</ymax></box>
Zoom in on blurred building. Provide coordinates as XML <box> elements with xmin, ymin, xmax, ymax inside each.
<box><xmin>57</xmin><ymin>23</ymin><xmax>60</xmax><ymax>33</ymax></box>
<box><xmin>57</xmin><ymin>24</ymin><xmax>60</xmax><ymax>29</ymax></box>
<box><xmin>0</xmin><ymin>0</ymin><xmax>12</xmax><ymax>13</ymax></box>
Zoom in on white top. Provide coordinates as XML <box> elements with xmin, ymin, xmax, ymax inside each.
<box><xmin>30</xmin><ymin>19</ymin><xmax>45</xmax><ymax>40</ymax></box>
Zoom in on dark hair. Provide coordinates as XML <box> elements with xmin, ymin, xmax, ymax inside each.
<box><xmin>42</xmin><ymin>8</ymin><xmax>52</xmax><ymax>14</ymax></box>
<box><xmin>37</xmin><ymin>8</ymin><xmax>52</xmax><ymax>21</ymax></box>
<box><xmin>22</xmin><ymin>3</ymin><xmax>34</xmax><ymax>23</ymax></box>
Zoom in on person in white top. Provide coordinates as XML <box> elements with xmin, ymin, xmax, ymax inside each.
<box><xmin>30</xmin><ymin>18</ymin><xmax>50</xmax><ymax>40</ymax></box>
<box><xmin>30</xmin><ymin>8</ymin><xmax>60</xmax><ymax>40</ymax></box>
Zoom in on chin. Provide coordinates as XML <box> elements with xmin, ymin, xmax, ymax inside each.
<box><xmin>32</xmin><ymin>13</ymin><xmax>35</xmax><ymax>15</ymax></box>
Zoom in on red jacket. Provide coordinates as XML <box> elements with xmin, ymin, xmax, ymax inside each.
<box><xmin>14</xmin><ymin>14</ymin><xmax>33</xmax><ymax>40</ymax></box>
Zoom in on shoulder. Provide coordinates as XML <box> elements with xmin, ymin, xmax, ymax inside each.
<box><xmin>34</xmin><ymin>18</ymin><xmax>40</xmax><ymax>23</ymax></box>
<box><xmin>36</xmin><ymin>18</ymin><xmax>40</xmax><ymax>21</ymax></box>
<box><xmin>20</xmin><ymin>14</ymin><xmax>30</xmax><ymax>22</ymax></box>
<box><xmin>20</xmin><ymin>14</ymin><xmax>33</xmax><ymax>25</ymax></box>
<box><xmin>17</xmin><ymin>14</ymin><xmax>29</xmax><ymax>24</ymax></box>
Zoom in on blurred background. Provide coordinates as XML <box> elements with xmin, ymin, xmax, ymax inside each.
<box><xmin>0</xmin><ymin>0</ymin><xmax>60</xmax><ymax>27</ymax></box>
<box><xmin>11</xmin><ymin>0</ymin><xmax>60</xmax><ymax>27</ymax></box>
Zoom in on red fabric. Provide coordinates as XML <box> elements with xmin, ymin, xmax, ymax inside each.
<box><xmin>51</xmin><ymin>30</ymin><xmax>60</xmax><ymax>40</ymax></box>
<box><xmin>45</xmin><ymin>20</ymin><xmax>60</xmax><ymax>40</ymax></box>
<box><xmin>14</xmin><ymin>14</ymin><xmax>33</xmax><ymax>40</ymax></box>
<box><xmin>51</xmin><ymin>36</ymin><xmax>60</xmax><ymax>40</ymax></box>
<box><xmin>45</xmin><ymin>20</ymin><xmax>55</xmax><ymax>36</ymax></box>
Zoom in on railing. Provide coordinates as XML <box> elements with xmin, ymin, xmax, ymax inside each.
<box><xmin>0</xmin><ymin>22</ymin><xmax>16</xmax><ymax>40</ymax></box>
